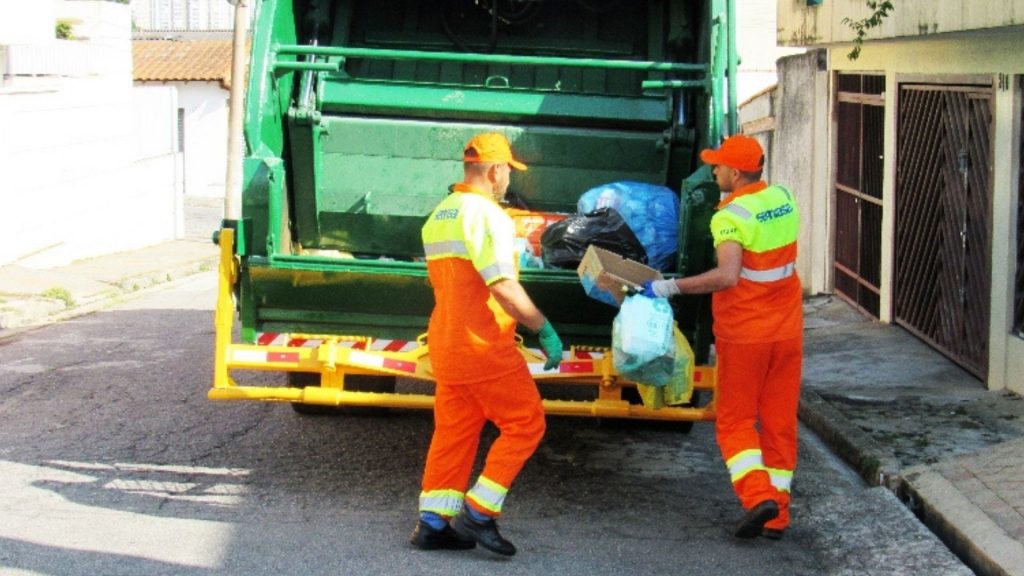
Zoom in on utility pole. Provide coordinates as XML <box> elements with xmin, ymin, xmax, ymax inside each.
<box><xmin>224</xmin><ymin>0</ymin><xmax>247</xmax><ymax>221</ymax></box>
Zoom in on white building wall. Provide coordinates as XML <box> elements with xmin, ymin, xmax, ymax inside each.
<box><xmin>132</xmin><ymin>85</ymin><xmax>182</xmax><ymax>239</ymax></box>
<box><xmin>0</xmin><ymin>0</ymin><xmax>54</xmax><ymax>45</ymax></box>
<box><xmin>736</xmin><ymin>0</ymin><xmax>805</xmax><ymax>104</ymax></box>
<box><xmin>168</xmin><ymin>81</ymin><xmax>228</xmax><ymax>199</ymax></box>
<box><xmin>131</xmin><ymin>0</ymin><xmax>246</xmax><ymax>31</ymax></box>
<box><xmin>0</xmin><ymin>1</ymin><xmax>179</xmax><ymax>269</ymax></box>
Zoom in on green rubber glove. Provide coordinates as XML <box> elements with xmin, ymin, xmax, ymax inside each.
<box><xmin>538</xmin><ymin>319</ymin><xmax>563</xmax><ymax>371</ymax></box>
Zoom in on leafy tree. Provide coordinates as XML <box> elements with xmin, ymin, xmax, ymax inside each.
<box><xmin>55</xmin><ymin>21</ymin><xmax>73</xmax><ymax>40</ymax></box>
<box><xmin>842</xmin><ymin>0</ymin><xmax>894</xmax><ymax>60</ymax></box>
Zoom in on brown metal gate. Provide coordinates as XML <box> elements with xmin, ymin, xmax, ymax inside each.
<box><xmin>1016</xmin><ymin>96</ymin><xmax>1024</xmax><ymax>338</ymax></box>
<box><xmin>834</xmin><ymin>74</ymin><xmax>885</xmax><ymax>317</ymax></box>
<box><xmin>895</xmin><ymin>83</ymin><xmax>993</xmax><ymax>379</ymax></box>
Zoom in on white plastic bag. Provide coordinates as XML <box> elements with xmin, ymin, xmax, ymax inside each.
<box><xmin>612</xmin><ymin>295</ymin><xmax>675</xmax><ymax>386</ymax></box>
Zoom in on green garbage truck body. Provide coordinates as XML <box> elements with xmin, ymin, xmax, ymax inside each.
<box><xmin>211</xmin><ymin>0</ymin><xmax>737</xmax><ymax>420</ymax></box>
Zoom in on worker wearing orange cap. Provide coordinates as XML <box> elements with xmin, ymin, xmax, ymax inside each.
<box><xmin>642</xmin><ymin>134</ymin><xmax>802</xmax><ymax>540</ymax></box>
<box><xmin>412</xmin><ymin>132</ymin><xmax>563</xmax><ymax>557</ymax></box>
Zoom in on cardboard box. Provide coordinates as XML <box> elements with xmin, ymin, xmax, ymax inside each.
<box><xmin>577</xmin><ymin>245</ymin><xmax>663</xmax><ymax>307</ymax></box>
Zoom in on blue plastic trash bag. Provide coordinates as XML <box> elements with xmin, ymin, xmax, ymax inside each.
<box><xmin>578</xmin><ymin>182</ymin><xmax>680</xmax><ymax>271</ymax></box>
<box><xmin>612</xmin><ymin>294</ymin><xmax>676</xmax><ymax>386</ymax></box>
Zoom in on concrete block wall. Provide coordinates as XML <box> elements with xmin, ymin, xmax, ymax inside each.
<box><xmin>737</xmin><ymin>49</ymin><xmax>831</xmax><ymax>297</ymax></box>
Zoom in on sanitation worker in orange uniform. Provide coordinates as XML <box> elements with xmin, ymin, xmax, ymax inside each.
<box><xmin>412</xmin><ymin>132</ymin><xmax>563</xmax><ymax>556</ymax></box>
<box><xmin>642</xmin><ymin>135</ymin><xmax>802</xmax><ymax>540</ymax></box>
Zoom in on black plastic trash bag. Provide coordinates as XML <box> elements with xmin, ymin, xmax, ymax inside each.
<box><xmin>539</xmin><ymin>207</ymin><xmax>647</xmax><ymax>269</ymax></box>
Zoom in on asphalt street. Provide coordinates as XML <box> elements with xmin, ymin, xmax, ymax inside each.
<box><xmin>0</xmin><ymin>274</ymin><xmax>971</xmax><ymax>575</ymax></box>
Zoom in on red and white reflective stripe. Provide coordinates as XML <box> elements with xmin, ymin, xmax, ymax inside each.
<box><xmin>256</xmin><ymin>333</ymin><xmax>319</xmax><ymax>347</ymax></box>
<box><xmin>348</xmin><ymin>350</ymin><xmax>417</xmax><ymax>373</ymax></box>
<box><xmin>524</xmin><ymin>350</ymin><xmax>598</xmax><ymax>375</ymax></box>
<box><xmin>231</xmin><ymin>350</ymin><xmax>300</xmax><ymax>364</ymax></box>
<box><xmin>527</xmin><ymin>360</ymin><xmax>596</xmax><ymax>375</ymax></box>
<box><xmin>254</xmin><ymin>333</ymin><xmax>418</xmax><ymax>352</ymax></box>
<box><xmin>523</xmin><ymin>348</ymin><xmax>605</xmax><ymax>360</ymax></box>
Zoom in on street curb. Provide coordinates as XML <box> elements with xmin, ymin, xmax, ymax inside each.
<box><xmin>798</xmin><ymin>388</ymin><xmax>1019</xmax><ymax>576</ymax></box>
<box><xmin>798</xmin><ymin>388</ymin><xmax>902</xmax><ymax>488</ymax></box>
<box><xmin>106</xmin><ymin>256</ymin><xmax>218</xmax><ymax>295</ymax></box>
<box><xmin>899</xmin><ymin>467</ymin><xmax>1024</xmax><ymax>576</ymax></box>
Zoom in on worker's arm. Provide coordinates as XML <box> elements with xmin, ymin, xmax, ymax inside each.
<box><xmin>489</xmin><ymin>278</ymin><xmax>547</xmax><ymax>331</ymax></box>
<box><xmin>645</xmin><ymin>240</ymin><xmax>743</xmax><ymax>297</ymax></box>
<box><xmin>489</xmin><ymin>278</ymin><xmax>563</xmax><ymax>370</ymax></box>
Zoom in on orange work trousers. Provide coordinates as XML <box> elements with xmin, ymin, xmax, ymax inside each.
<box><xmin>715</xmin><ymin>336</ymin><xmax>802</xmax><ymax>530</ymax></box>
<box><xmin>420</xmin><ymin>363</ymin><xmax>546</xmax><ymax>517</ymax></box>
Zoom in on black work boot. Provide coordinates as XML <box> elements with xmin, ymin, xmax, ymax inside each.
<box><xmin>733</xmin><ymin>500</ymin><xmax>779</xmax><ymax>539</ymax></box>
<box><xmin>761</xmin><ymin>527</ymin><xmax>785</xmax><ymax>540</ymax></box>
<box><xmin>409</xmin><ymin>520</ymin><xmax>476</xmax><ymax>550</ymax></box>
<box><xmin>450</xmin><ymin>509</ymin><xmax>516</xmax><ymax>556</ymax></box>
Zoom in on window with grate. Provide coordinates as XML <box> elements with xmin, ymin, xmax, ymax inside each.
<box><xmin>1015</xmin><ymin>100</ymin><xmax>1024</xmax><ymax>337</ymax></box>
<box><xmin>177</xmin><ymin>108</ymin><xmax>185</xmax><ymax>153</ymax></box>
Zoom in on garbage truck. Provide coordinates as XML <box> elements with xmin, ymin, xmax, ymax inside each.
<box><xmin>210</xmin><ymin>0</ymin><xmax>739</xmax><ymax>422</ymax></box>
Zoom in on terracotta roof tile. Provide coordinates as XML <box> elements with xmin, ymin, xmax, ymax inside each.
<box><xmin>133</xmin><ymin>39</ymin><xmax>248</xmax><ymax>88</ymax></box>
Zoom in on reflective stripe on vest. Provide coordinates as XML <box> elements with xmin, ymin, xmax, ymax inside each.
<box><xmin>423</xmin><ymin>239</ymin><xmax>470</xmax><ymax>258</ymax></box>
<box><xmin>766</xmin><ymin>467</ymin><xmax>793</xmax><ymax>493</ymax></box>
<box><xmin>723</xmin><ymin>203</ymin><xmax>753</xmax><ymax>220</ymax></box>
<box><xmin>466</xmin><ymin>475</ymin><xmax>508</xmax><ymax>515</ymax></box>
<box><xmin>479</xmin><ymin>262</ymin><xmax>516</xmax><ymax>283</ymax></box>
<box><xmin>741</xmin><ymin>262</ymin><xmax>796</xmax><ymax>283</ymax></box>
<box><xmin>726</xmin><ymin>448</ymin><xmax>767</xmax><ymax>484</ymax></box>
<box><xmin>715</xmin><ymin>185</ymin><xmax>798</xmax><ymax>281</ymax></box>
<box><xmin>419</xmin><ymin>489</ymin><xmax>466</xmax><ymax>517</ymax></box>
<box><xmin>421</xmin><ymin>187</ymin><xmax>517</xmax><ymax>285</ymax></box>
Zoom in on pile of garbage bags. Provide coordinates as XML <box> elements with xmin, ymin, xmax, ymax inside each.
<box><xmin>537</xmin><ymin>181</ymin><xmax>680</xmax><ymax>271</ymax></box>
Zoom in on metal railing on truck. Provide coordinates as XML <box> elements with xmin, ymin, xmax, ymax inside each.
<box><xmin>211</xmin><ymin>230</ymin><xmax>717</xmax><ymax>421</ymax></box>
<box><xmin>210</xmin><ymin>43</ymin><xmax>724</xmax><ymax>421</ymax></box>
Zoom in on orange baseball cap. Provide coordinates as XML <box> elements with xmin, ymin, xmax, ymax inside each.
<box><xmin>463</xmin><ymin>132</ymin><xmax>528</xmax><ymax>171</ymax></box>
<box><xmin>699</xmin><ymin>135</ymin><xmax>764</xmax><ymax>172</ymax></box>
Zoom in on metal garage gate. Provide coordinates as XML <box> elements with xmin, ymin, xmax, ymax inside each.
<box><xmin>834</xmin><ymin>74</ymin><xmax>885</xmax><ymax>318</ymax></box>
<box><xmin>895</xmin><ymin>83</ymin><xmax>992</xmax><ymax>379</ymax></box>
<box><xmin>1016</xmin><ymin>98</ymin><xmax>1024</xmax><ymax>339</ymax></box>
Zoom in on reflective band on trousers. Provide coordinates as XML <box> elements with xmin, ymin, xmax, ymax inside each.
<box><xmin>419</xmin><ymin>489</ymin><xmax>465</xmax><ymax>517</ymax></box>
<box><xmin>726</xmin><ymin>449</ymin><xmax>766</xmax><ymax>483</ymax></box>
<box><xmin>766</xmin><ymin>467</ymin><xmax>793</xmax><ymax>493</ymax></box>
<box><xmin>740</xmin><ymin>262</ymin><xmax>795</xmax><ymax>283</ymax></box>
<box><xmin>466</xmin><ymin>475</ymin><xmax>508</xmax><ymax>514</ymax></box>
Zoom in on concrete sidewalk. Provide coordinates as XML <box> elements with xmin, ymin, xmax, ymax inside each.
<box><xmin>0</xmin><ymin>239</ymin><xmax>217</xmax><ymax>332</ymax></box>
<box><xmin>0</xmin><ymin>236</ymin><xmax>1022</xmax><ymax>575</ymax></box>
<box><xmin>800</xmin><ymin>297</ymin><xmax>1024</xmax><ymax>576</ymax></box>
<box><xmin>0</xmin><ymin>197</ymin><xmax>220</xmax><ymax>333</ymax></box>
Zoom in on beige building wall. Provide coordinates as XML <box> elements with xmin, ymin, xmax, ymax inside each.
<box><xmin>778</xmin><ymin>0</ymin><xmax>1024</xmax><ymax>47</ymax></box>
<box><xmin>830</xmin><ymin>31</ymin><xmax>1024</xmax><ymax>394</ymax></box>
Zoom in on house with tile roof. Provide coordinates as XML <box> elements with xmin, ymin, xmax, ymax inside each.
<box><xmin>133</xmin><ymin>32</ymin><xmax>244</xmax><ymax>198</ymax></box>
<box><xmin>760</xmin><ymin>0</ymin><xmax>1024</xmax><ymax>394</ymax></box>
